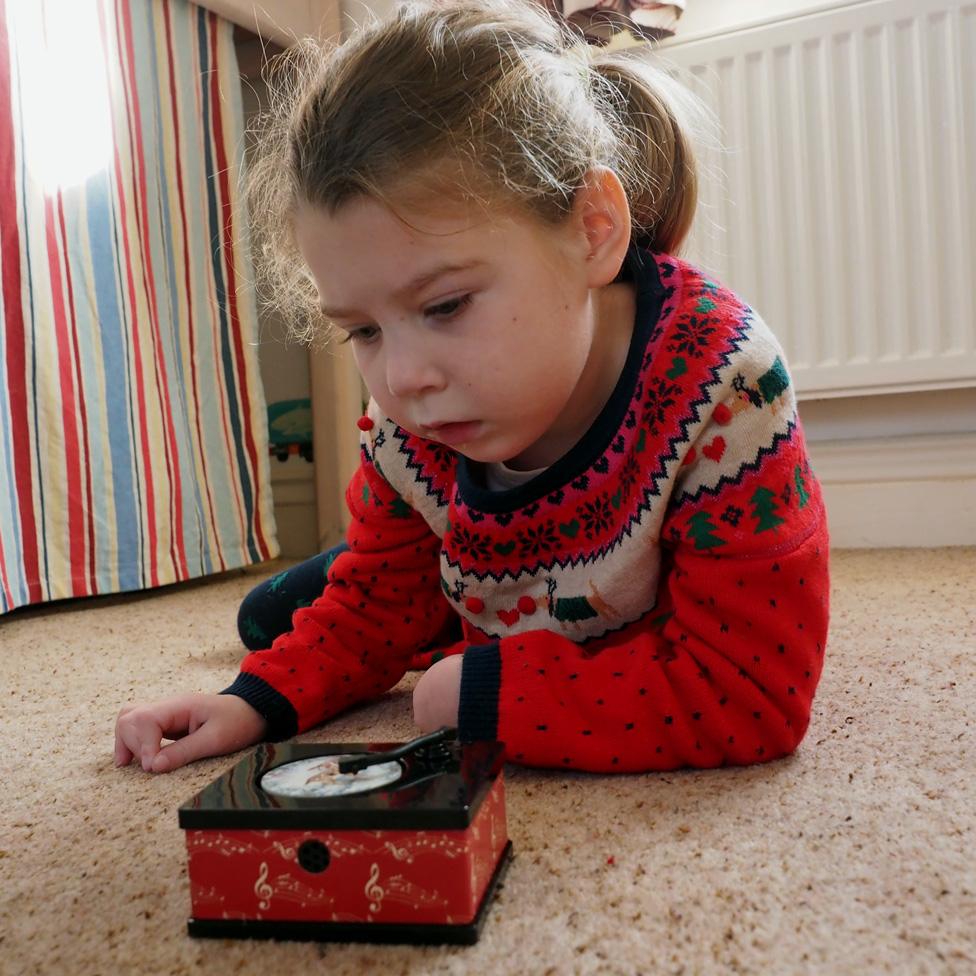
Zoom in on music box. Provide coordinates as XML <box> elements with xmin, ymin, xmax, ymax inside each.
<box><xmin>178</xmin><ymin>728</ymin><xmax>511</xmax><ymax>944</ymax></box>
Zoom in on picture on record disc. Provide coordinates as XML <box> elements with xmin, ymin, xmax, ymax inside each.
<box><xmin>260</xmin><ymin>755</ymin><xmax>403</xmax><ymax>798</ymax></box>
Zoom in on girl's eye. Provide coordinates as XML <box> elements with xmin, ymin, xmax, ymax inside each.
<box><xmin>337</xmin><ymin>325</ymin><xmax>379</xmax><ymax>346</ymax></box>
<box><xmin>335</xmin><ymin>294</ymin><xmax>472</xmax><ymax>344</ymax></box>
<box><xmin>424</xmin><ymin>294</ymin><xmax>472</xmax><ymax>318</ymax></box>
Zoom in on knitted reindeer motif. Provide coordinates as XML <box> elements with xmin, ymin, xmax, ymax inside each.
<box><xmin>587</xmin><ymin>580</ymin><xmax>620</xmax><ymax>621</ymax></box>
<box><xmin>543</xmin><ymin>575</ymin><xmax>599</xmax><ymax>625</ymax></box>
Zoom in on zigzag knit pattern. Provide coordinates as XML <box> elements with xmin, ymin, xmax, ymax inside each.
<box><xmin>224</xmin><ymin>247</ymin><xmax>830</xmax><ymax>773</ymax></box>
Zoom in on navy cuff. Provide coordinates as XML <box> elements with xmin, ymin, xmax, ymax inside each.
<box><xmin>221</xmin><ymin>672</ymin><xmax>298</xmax><ymax>741</ymax></box>
<box><xmin>458</xmin><ymin>642</ymin><xmax>501</xmax><ymax>742</ymax></box>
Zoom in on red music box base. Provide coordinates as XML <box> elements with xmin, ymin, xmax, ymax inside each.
<box><xmin>178</xmin><ymin>736</ymin><xmax>510</xmax><ymax>945</ymax></box>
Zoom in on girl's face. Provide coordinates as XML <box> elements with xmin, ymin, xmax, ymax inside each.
<box><xmin>293</xmin><ymin>184</ymin><xmax>632</xmax><ymax>470</ymax></box>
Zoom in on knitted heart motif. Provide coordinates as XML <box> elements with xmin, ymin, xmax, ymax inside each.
<box><xmin>666</xmin><ymin>356</ymin><xmax>687</xmax><ymax>379</ymax></box>
<box><xmin>702</xmin><ymin>436</ymin><xmax>726</xmax><ymax>462</ymax></box>
<box><xmin>497</xmin><ymin>608</ymin><xmax>520</xmax><ymax>627</ymax></box>
<box><xmin>560</xmin><ymin>519</ymin><xmax>580</xmax><ymax>538</ymax></box>
<box><xmin>493</xmin><ymin>541</ymin><xmax>515</xmax><ymax>556</ymax></box>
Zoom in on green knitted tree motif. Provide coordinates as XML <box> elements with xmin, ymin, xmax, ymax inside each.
<box><xmin>322</xmin><ymin>547</ymin><xmax>343</xmax><ymax>578</ymax></box>
<box><xmin>242</xmin><ymin>616</ymin><xmax>268</xmax><ymax>645</ymax></box>
<box><xmin>794</xmin><ymin>464</ymin><xmax>810</xmax><ymax>509</ymax></box>
<box><xmin>757</xmin><ymin>357</ymin><xmax>790</xmax><ymax>404</ymax></box>
<box><xmin>751</xmin><ymin>486</ymin><xmax>786</xmax><ymax>533</ymax></box>
<box><xmin>552</xmin><ymin>595</ymin><xmax>599</xmax><ymax>622</ymax></box>
<box><xmin>686</xmin><ymin>511</ymin><xmax>726</xmax><ymax>550</ymax></box>
<box><xmin>388</xmin><ymin>494</ymin><xmax>412</xmax><ymax>518</ymax></box>
<box><xmin>267</xmin><ymin>571</ymin><xmax>287</xmax><ymax>594</ymax></box>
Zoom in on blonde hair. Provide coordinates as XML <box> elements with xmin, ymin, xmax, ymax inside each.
<box><xmin>245</xmin><ymin>0</ymin><xmax>713</xmax><ymax>343</ymax></box>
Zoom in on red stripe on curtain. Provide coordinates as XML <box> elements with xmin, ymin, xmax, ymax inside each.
<box><xmin>57</xmin><ymin>189</ymin><xmax>99</xmax><ymax>591</ymax></box>
<box><xmin>116</xmin><ymin>0</ymin><xmax>188</xmax><ymax>578</ymax></box>
<box><xmin>43</xmin><ymin>195</ymin><xmax>87</xmax><ymax>594</ymax></box>
<box><xmin>0</xmin><ymin>0</ymin><xmax>43</xmax><ymax>605</ymax></box>
<box><xmin>207</xmin><ymin>12</ymin><xmax>272</xmax><ymax>560</ymax></box>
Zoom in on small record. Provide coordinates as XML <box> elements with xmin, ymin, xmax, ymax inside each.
<box><xmin>260</xmin><ymin>754</ymin><xmax>403</xmax><ymax>799</ymax></box>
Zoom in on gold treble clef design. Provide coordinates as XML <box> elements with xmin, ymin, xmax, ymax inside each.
<box><xmin>364</xmin><ymin>862</ymin><xmax>385</xmax><ymax>914</ymax></box>
<box><xmin>254</xmin><ymin>861</ymin><xmax>273</xmax><ymax>910</ymax></box>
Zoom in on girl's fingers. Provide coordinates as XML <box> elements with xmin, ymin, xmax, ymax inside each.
<box><xmin>114</xmin><ymin>704</ymin><xmax>138</xmax><ymax>765</ymax></box>
<box><xmin>114</xmin><ymin>734</ymin><xmax>133</xmax><ymax>767</ymax></box>
<box><xmin>115</xmin><ymin>698</ymin><xmax>192</xmax><ymax>771</ymax></box>
<box><xmin>151</xmin><ymin>719</ymin><xmax>225</xmax><ymax>773</ymax></box>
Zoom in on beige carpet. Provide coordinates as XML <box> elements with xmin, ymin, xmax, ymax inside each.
<box><xmin>2</xmin><ymin>548</ymin><xmax>974</xmax><ymax>976</ymax></box>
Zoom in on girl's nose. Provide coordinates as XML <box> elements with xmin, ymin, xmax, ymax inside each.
<box><xmin>384</xmin><ymin>339</ymin><xmax>446</xmax><ymax>400</ymax></box>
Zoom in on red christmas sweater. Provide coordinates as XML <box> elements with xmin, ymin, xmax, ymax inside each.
<box><xmin>224</xmin><ymin>247</ymin><xmax>830</xmax><ymax>772</ymax></box>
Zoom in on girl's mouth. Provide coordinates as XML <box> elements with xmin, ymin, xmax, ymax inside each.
<box><xmin>424</xmin><ymin>421</ymin><xmax>481</xmax><ymax>446</ymax></box>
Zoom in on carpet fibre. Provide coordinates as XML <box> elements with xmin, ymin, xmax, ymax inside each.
<box><xmin>3</xmin><ymin>548</ymin><xmax>974</xmax><ymax>975</ymax></box>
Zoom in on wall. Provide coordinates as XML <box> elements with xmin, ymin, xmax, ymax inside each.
<box><xmin>238</xmin><ymin>36</ymin><xmax>319</xmax><ymax>560</ymax></box>
<box><xmin>198</xmin><ymin>0</ymin><xmax>339</xmax><ymax>46</ymax></box>
<box><xmin>673</xmin><ymin>0</ymin><xmax>864</xmax><ymax>40</ymax></box>
<box><xmin>662</xmin><ymin>0</ymin><xmax>976</xmax><ymax>547</ymax></box>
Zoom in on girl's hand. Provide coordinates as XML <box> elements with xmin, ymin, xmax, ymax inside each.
<box><xmin>412</xmin><ymin>654</ymin><xmax>464</xmax><ymax>732</ymax></box>
<box><xmin>114</xmin><ymin>693</ymin><xmax>268</xmax><ymax>773</ymax></box>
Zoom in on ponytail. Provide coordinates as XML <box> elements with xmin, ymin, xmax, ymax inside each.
<box><xmin>589</xmin><ymin>52</ymin><xmax>704</xmax><ymax>253</ymax></box>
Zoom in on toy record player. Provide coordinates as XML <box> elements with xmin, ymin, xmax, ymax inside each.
<box><xmin>178</xmin><ymin>728</ymin><xmax>511</xmax><ymax>945</ymax></box>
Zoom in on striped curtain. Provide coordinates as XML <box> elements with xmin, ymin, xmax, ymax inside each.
<box><xmin>0</xmin><ymin>0</ymin><xmax>278</xmax><ymax>614</ymax></box>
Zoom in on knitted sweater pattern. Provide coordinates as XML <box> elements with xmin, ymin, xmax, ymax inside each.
<box><xmin>226</xmin><ymin>248</ymin><xmax>830</xmax><ymax>773</ymax></box>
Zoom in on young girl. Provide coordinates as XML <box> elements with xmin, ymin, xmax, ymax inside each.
<box><xmin>114</xmin><ymin>0</ymin><xmax>829</xmax><ymax>775</ymax></box>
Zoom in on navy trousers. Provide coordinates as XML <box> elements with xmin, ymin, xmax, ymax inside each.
<box><xmin>237</xmin><ymin>543</ymin><xmax>350</xmax><ymax>650</ymax></box>
<box><xmin>237</xmin><ymin>542</ymin><xmax>463</xmax><ymax>653</ymax></box>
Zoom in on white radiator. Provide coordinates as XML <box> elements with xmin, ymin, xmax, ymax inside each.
<box><xmin>659</xmin><ymin>0</ymin><xmax>976</xmax><ymax>398</ymax></box>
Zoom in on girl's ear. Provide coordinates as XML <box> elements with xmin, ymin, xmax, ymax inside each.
<box><xmin>573</xmin><ymin>166</ymin><xmax>632</xmax><ymax>288</ymax></box>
